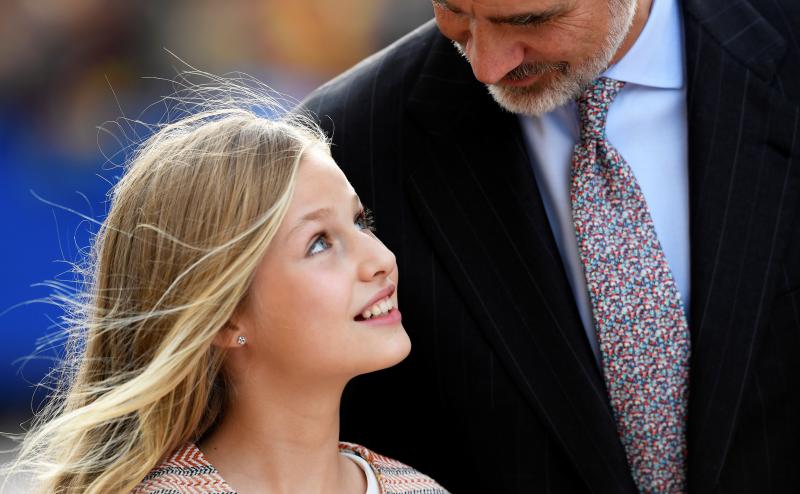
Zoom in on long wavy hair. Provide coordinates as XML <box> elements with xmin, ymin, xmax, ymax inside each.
<box><xmin>3</xmin><ymin>78</ymin><xmax>328</xmax><ymax>493</ymax></box>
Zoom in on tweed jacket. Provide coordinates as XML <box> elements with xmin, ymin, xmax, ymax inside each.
<box><xmin>131</xmin><ymin>441</ymin><xmax>450</xmax><ymax>494</ymax></box>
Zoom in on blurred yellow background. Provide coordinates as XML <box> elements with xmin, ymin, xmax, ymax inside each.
<box><xmin>0</xmin><ymin>0</ymin><xmax>431</xmax><ymax>158</ymax></box>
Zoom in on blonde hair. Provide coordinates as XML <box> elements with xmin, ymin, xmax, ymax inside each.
<box><xmin>3</xmin><ymin>76</ymin><xmax>328</xmax><ymax>493</ymax></box>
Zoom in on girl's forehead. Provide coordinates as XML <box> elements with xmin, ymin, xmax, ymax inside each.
<box><xmin>278</xmin><ymin>150</ymin><xmax>359</xmax><ymax>234</ymax></box>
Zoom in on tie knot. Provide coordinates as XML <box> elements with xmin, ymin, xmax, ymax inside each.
<box><xmin>577</xmin><ymin>77</ymin><xmax>625</xmax><ymax>141</ymax></box>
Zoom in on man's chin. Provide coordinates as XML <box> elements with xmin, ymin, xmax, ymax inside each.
<box><xmin>487</xmin><ymin>69</ymin><xmax>593</xmax><ymax>117</ymax></box>
<box><xmin>488</xmin><ymin>81</ymin><xmax>575</xmax><ymax>117</ymax></box>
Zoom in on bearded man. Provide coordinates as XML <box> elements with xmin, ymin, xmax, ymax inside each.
<box><xmin>302</xmin><ymin>0</ymin><xmax>800</xmax><ymax>492</ymax></box>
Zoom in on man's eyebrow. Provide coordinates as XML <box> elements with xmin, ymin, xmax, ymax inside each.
<box><xmin>433</xmin><ymin>0</ymin><xmax>563</xmax><ymax>26</ymax></box>
<box><xmin>432</xmin><ymin>0</ymin><xmax>464</xmax><ymax>14</ymax></box>
<box><xmin>487</xmin><ymin>7</ymin><xmax>563</xmax><ymax>25</ymax></box>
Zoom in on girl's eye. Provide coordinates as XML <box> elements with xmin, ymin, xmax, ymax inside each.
<box><xmin>306</xmin><ymin>209</ymin><xmax>374</xmax><ymax>257</ymax></box>
<box><xmin>307</xmin><ymin>235</ymin><xmax>331</xmax><ymax>256</ymax></box>
<box><xmin>355</xmin><ymin>208</ymin><xmax>376</xmax><ymax>233</ymax></box>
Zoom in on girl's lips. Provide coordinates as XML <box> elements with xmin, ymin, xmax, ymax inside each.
<box><xmin>355</xmin><ymin>285</ymin><xmax>396</xmax><ymax>317</ymax></box>
<box><xmin>356</xmin><ymin>308</ymin><xmax>402</xmax><ymax>325</ymax></box>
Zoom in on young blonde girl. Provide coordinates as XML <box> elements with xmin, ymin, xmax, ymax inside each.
<box><xmin>4</xmin><ymin>81</ymin><xmax>448</xmax><ymax>494</ymax></box>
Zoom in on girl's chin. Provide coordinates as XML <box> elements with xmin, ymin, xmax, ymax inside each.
<box><xmin>353</xmin><ymin>326</ymin><xmax>412</xmax><ymax>375</ymax></box>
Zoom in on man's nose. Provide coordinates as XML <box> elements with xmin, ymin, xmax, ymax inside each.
<box><xmin>466</xmin><ymin>22</ymin><xmax>525</xmax><ymax>84</ymax></box>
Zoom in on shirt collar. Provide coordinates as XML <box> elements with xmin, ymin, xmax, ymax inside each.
<box><xmin>603</xmin><ymin>0</ymin><xmax>685</xmax><ymax>89</ymax></box>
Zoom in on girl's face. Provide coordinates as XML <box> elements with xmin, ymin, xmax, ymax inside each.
<box><xmin>234</xmin><ymin>146</ymin><xmax>410</xmax><ymax>383</ymax></box>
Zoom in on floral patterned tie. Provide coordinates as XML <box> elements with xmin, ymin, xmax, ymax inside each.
<box><xmin>571</xmin><ymin>77</ymin><xmax>690</xmax><ymax>493</ymax></box>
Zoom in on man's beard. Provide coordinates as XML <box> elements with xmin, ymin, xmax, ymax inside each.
<box><xmin>453</xmin><ymin>0</ymin><xmax>638</xmax><ymax>116</ymax></box>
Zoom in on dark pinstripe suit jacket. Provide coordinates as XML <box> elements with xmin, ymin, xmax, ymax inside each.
<box><xmin>302</xmin><ymin>0</ymin><xmax>800</xmax><ymax>492</ymax></box>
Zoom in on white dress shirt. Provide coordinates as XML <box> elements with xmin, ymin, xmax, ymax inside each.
<box><xmin>518</xmin><ymin>0</ymin><xmax>689</xmax><ymax>364</ymax></box>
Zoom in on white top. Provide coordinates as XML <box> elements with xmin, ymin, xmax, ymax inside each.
<box><xmin>518</xmin><ymin>0</ymin><xmax>689</xmax><ymax>364</ymax></box>
<box><xmin>341</xmin><ymin>451</ymin><xmax>380</xmax><ymax>494</ymax></box>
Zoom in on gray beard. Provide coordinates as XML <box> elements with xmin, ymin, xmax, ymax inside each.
<box><xmin>453</xmin><ymin>0</ymin><xmax>639</xmax><ymax>116</ymax></box>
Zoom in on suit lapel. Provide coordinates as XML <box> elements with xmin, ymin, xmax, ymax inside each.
<box><xmin>683</xmin><ymin>0</ymin><xmax>800</xmax><ymax>490</ymax></box>
<box><xmin>404</xmin><ymin>32</ymin><xmax>637</xmax><ymax>493</ymax></box>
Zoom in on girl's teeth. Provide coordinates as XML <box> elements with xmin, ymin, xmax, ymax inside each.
<box><xmin>360</xmin><ymin>298</ymin><xmax>395</xmax><ymax>320</ymax></box>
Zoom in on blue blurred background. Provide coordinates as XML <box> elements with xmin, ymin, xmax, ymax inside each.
<box><xmin>0</xmin><ymin>0</ymin><xmax>432</xmax><ymax>428</ymax></box>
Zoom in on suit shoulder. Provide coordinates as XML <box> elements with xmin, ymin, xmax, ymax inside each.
<box><xmin>300</xmin><ymin>20</ymin><xmax>440</xmax><ymax>129</ymax></box>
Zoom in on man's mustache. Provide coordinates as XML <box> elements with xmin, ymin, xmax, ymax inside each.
<box><xmin>451</xmin><ymin>41</ymin><xmax>567</xmax><ymax>82</ymax></box>
<box><xmin>505</xmin><ymin>61</ymin><xmax>569</xmax><ymax>81</ymax></box>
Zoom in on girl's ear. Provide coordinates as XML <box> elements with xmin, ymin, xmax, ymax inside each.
<box><xmin>212</xmin><ymin>317</ymin><xmax>247</xmax><ymax>349</ymax></box>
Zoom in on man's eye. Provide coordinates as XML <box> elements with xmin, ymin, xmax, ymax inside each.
<box><xmin>355</xmin><ymin>208</ymin><xmax>376</xmax><ymax>232</ymax></box>
<box><xmin>510</xmin><ymin>15</ymin><xmax>534</xmax><ymax>25</ymax></box>
<box><xmin>307</xmin><ymin>235</ymin><xmax>331</xmax><ymax>256</ymax></box>
<box><xmin>507</xmin><ymin>14</ymin><xmax>545</xmax><ymax>26</ymax></box>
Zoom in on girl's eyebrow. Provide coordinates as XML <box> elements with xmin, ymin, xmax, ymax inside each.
<box><xmin>288</xmin><ymin>194</ymin><xmax>361</xmax><ymax>237</ymax></box>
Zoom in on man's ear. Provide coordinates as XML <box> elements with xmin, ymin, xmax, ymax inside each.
<box><xmin>212</xmin><ymin>317</ymin><xmax>247</xmax><ymax>349</ymax></box>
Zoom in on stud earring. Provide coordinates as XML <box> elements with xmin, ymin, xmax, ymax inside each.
<box><xmin>237</xmin><ymin>335</ymin><xmax>246</xmax><ymax>346</ymax></box>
